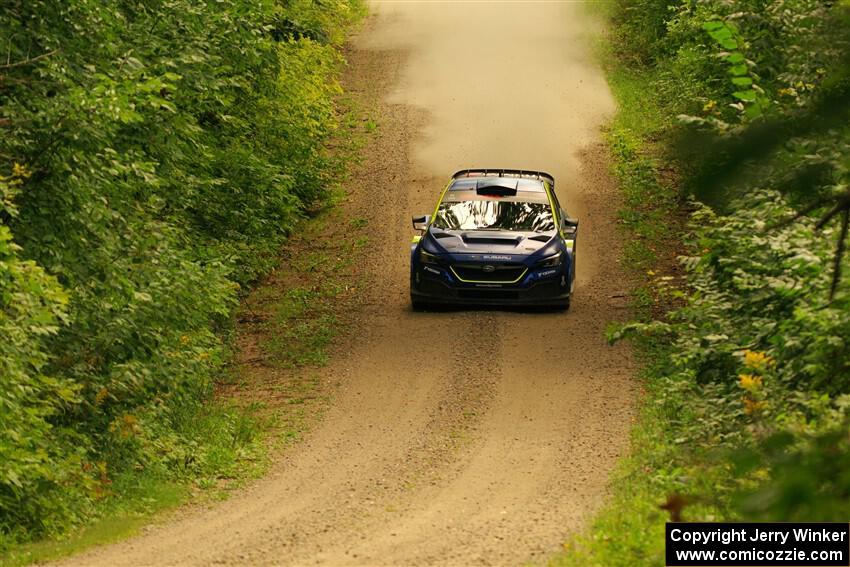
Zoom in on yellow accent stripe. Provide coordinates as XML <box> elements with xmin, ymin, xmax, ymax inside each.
<box><xmin>542</xmin><ymin>181</ymin><xmax>566</xmax><ymax>240</ymax></box>
<box><xmin>449</xmin><ymin>266</ymin><xmax>529</xmax><ymax>284</ymax></box>
<box><xmin>432</xmin><ymin>178</ymin><xmax>455</xmax><ymax>219</ymax></box>
<box><xmin>412</xmin><ymin>235</ymin><xmax>422</xmax><ymax>244</ymax></box>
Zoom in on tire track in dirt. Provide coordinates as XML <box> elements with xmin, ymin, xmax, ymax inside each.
<box><xmin>60</xmin><ymin>3</ymin><xmax>636</xmax><ymax>565</ymax></box>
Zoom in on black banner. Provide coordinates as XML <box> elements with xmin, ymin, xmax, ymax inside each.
<box><xmin>666</xmin><ymin>523</ymin><xmax>849</xmax><ymax>566</ymax></box>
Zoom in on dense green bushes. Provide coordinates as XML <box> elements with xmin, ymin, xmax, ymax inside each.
<box><xmin>0</xmin><ymin>0</ymin><xmax>361</xmax><ymax>545</ymax></box>
<box><xmin>615</xmin><ymin>189</ymin><xmax>850</xmax><ymax>476</ymax></box>
<box><xmin>612</xmin><ymin>0</ymin><xmax>849</xmax><ymax>125</ymax></box>
<box><xmin>613</xmin><ymin>0</ymin><xmax>850</xmax><ymax>507</ymax></box>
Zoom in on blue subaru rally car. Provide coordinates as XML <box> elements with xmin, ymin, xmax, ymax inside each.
<box><xmin>410</xmin><ymin>169</ymin><xmax>578</xmax><ymax>310</ymax></box>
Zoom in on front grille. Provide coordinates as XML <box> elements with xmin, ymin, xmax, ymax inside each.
<box><xmin>451</xmin><ymin>262</ymin><xmax>526</xmax><ymax>283</ymax></box>
<box><xmin>458</xmin><ymin>289</ymin><xmax>519</xmax><ymax>300</ymax></box>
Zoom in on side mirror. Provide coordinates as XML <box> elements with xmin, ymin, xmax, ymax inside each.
<box><xmin>561</xmin><ymin>216</ymin><xmax>578</xmax><ymax>237</ymax></box>
<box><xmin>412</xmin><ymin>214</ymin><xmax>431</xmax><ymax>231</ymax></box>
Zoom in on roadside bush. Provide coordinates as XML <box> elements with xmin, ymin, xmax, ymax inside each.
<box><xmin>616</xmin><ymin>189</ymin><xmax>850</xmax><ymax>436</ymax></box>
<box><xmin>0</xmin><ymin>0</ymin><xmax>362</xmax><ymax>544</ymax></box>
<box><xmin>627</xmin><ymin>0</ymin><xmax>850</xmax><ymax>517</ymax></box>
<box><xmin>609</xmin><ymin>0</ymin><xmax>681</xmax><ymax>64</ymax></box>
<box><xmin>0</xmin><ymin>176</ymin><xmax>92</xmax><ymax>538</ymax></box>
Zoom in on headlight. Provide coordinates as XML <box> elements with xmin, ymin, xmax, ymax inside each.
<box><xmin>535</xmin><ymin>251</ymin><xmax>562</xmax><ymax>268</ymax></box>
<box><xmin>419</xmin><ymin>249</ymin><xmax>440</xmax><ymax>265</ymax></box>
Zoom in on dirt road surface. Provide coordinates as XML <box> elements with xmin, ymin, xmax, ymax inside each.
<box><xmin>62</xmin><ymin>3</ymin><xmax>636</xmax><ymax>565</ymax></box>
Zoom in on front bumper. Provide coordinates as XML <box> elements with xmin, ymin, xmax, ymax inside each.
<box><xmin>410</xmin><ymin>264</ymin><xmax>571</xmax><ymax>306</ymax></box>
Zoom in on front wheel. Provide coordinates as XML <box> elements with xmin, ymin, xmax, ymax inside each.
<box><xmin>553</xmin><ymin>297</ymin><xmax>571</xmax><ymax>312</ymax></box>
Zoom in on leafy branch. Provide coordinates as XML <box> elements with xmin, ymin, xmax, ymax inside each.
<box><xmin>703</xmin><ymin>20</ymin><xmax>770</xmax><ymax>120</ymax></box>
<box><xmin>0</xmin><ymin>48</ymin><xmax>58</xmax><ymax>70</ymax></box>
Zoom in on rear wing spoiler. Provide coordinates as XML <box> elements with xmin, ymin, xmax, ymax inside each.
<box><xmin>452</xmin><ymin>168</ymin><xmax>555</xmax><ymax>187</ymax></box>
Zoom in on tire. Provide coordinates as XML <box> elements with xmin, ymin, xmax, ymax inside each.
<box><xmin>553</xmin><ymin>297</ymin><xmax>571</xmax><ymax>312</ymax></box>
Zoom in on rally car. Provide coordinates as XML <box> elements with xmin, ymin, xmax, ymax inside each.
<box><xmin>410</xmin><ymin>168</ymin><xmax>578</xmax><ymax>310</ymax></box>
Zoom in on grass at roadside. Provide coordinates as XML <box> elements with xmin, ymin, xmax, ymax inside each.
<box><xmin>259</xmin><ymin>211</ymin><xmax>371</xmax><ymax>369</ymax></box>
<box><xmin>221</xmin><ymin>184</ymin><xmax>373</xmax><ymax>445</ymax></box>
<box><xmin>0</xmin><ymin>478</ymin><xmax>186</xmax><ymax>567</ymax></box>
<box><xmin>0</xmin><ymin>401</ymin><xmax>263</xmax><ymax>567</ymax></box>
<box><xmin>603</xmin><ymin>62</ymin><xmax>681</xmax><ymax>319</ymax></box>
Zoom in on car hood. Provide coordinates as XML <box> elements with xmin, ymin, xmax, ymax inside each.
<box><xmin>424</xmin><ymin>227</ymin><xmax>556</xmax><ymax>256</ymax></box>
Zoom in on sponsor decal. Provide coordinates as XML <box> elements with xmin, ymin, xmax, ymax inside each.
<box><xmin>537</xmin><ymin>269</ymin><xmax>558</xmax><ymax>277</ymax></box>
<box><xmin>475</xmin><ymin>283</ymin><xmax>503</xmax><ymax>288</ymax></box>
<box><xmin>423</xmin><ymin>266</ymin><xmax>441</xmax><ymax>275</ymax></box>
<box><xmin>483</xmin><ymin>255</ymin><xmax>512</xmax><ymax>261</ymax></box>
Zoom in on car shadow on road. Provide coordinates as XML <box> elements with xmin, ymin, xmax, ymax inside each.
<box><xmin>411</xmin><ymin>304</ymin><xmax>569</xmax><ymax>315</ymax></box>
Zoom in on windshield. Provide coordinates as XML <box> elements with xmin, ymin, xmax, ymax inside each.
<box><xmin>432</xmin><ymin>200</ymin><xmax>555</xmax><ymax>232</ymax></box>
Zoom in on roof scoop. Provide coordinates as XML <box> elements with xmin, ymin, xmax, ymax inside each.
<box><xmin>475</xmin><ymin>179</ymin><xmax>518</xmax><ymax>196</ymax></box>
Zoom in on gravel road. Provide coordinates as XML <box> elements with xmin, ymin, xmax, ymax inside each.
<box><xmin>61</xmin><ymin>3</ymin><xmax>636</xmax><ymax>565</ymax></box>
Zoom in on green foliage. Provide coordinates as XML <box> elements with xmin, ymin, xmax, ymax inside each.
<box><xmin>618</xmin><ymin>0</ymin><xmax>848</xmax><ymax>123</ymax></box>
<box><xmin>736</xmin><ymin>419</ymin><xmax>850</xmax><ymax>522</ymax></box>
<box><xmin>611</xmin><ymin>192</ymin><xmax>850</xmax><ymax>516</ymax></box>
<box><xmin>564</xmin><ymin>1</ymin><xmax>850</xmax><ymax>564</ymax></box>
<box><xmin>0</xmin><ymin>176</ymin><xmax>91</xmax><ymax>538</ymax></box>
<box><xmin>552</xmin><ymin>343</ymin><xmax>731</xmax><ymax>567</ymax></box>
<box><xmin>701</xmin><ymin>20</ymin><xmax>770</xmax><ymax>120</ymax></box>
<box><xmin>566</xmin><ymin>191</ymin><xmax>850</xmax><ymax>565</ymax></box>
<box><xmin>0</xmin><ymin>475</ymin><xmax>187</xmax><ymax>567</ymax></box>
<box><xmin>0</xmin><ymin>0</ymin><xmax>362</xmax><ymax>545</ymax></box>
<box><xmin>609</xmin><ymin>0</ymin><xmax>681</xmax><ymax>65</ymax></box>
<box><xmin>616</xmin><ymin>191</ymin><xmax>849</xmax><ymax>408</ymax></box>
<box><xmin>609</xmin><ymin>129</ymin><xmax>677</xmax><ymax>275</ymax></box>
<box><xmin>623</xmin><ymin>0</ymin><xmax>850</xmax><ymax>220</ymax></box>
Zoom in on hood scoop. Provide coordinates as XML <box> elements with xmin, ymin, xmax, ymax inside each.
<box><xmin>528</xmin><ymin>234</ymin><xmax>553</xmax><ymax>243</ymax></box>
<box><xmin>460</xmin><ymin>233</ymin><xmax>522</xmax><ymax>246</ymax></box>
